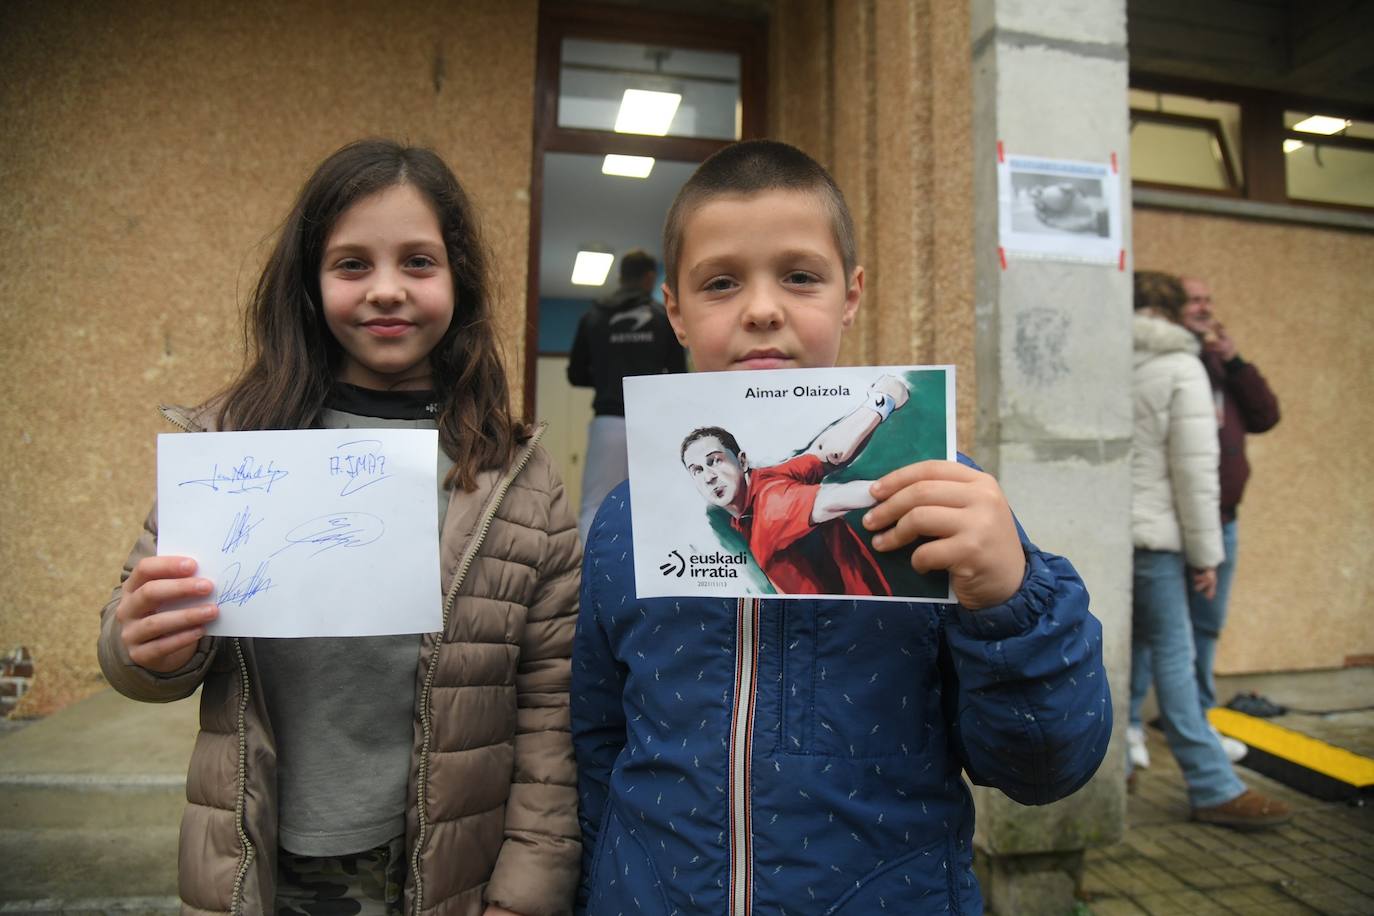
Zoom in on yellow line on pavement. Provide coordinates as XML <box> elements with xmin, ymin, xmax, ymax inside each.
<box><xmin>1209</xmin><ymin>707</ymin><xmax>1374</xmax><ymax>788</ymax></box>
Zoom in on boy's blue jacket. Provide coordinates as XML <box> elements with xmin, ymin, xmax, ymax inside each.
<box><xmin>572</xmin><ymin>473</ymin><xmax>1110</xmax><ymax>915</ymax></box>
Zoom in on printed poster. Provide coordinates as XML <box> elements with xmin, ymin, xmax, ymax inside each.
<box><xmin>624</xmin><ymin>366</ymin><xmax>956</xmax><ymax>603</ymax></box>
<box><xmin>998</xmin><ymin>152</ymin><xmax>1123</xmax><ymax>263</ymax></box>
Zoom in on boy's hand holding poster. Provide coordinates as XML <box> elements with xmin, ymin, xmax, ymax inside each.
<box><xmin>624</xmin><ymin>366</ymin><xmax>956</xmax><ymax>602</ymax></box>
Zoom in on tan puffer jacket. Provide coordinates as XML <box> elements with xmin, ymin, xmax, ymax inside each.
<box><xmin>98</xmin><ymin>406</ymin><xmax>580</xmax><ymax>916</ymax></box>
<box><xmin>1131</xmin><ymin>313</ymin><xmax>1224</xmax><ymax>569</ymax></box>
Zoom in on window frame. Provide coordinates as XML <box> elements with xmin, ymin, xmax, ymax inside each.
<box><xmin>1128</xmin><ymin>72</ymin><xmax>1374</xmax><ymax>216</ymax></box>
<box><xmin>1128</xmin><ymin>108</ymin><xmax>1242</xmax><ymax>197</ymax></box>
<box><xmin>524</xmin><ymin>2</ymin><xmax>768</xmax><ymax>416</ymax></box>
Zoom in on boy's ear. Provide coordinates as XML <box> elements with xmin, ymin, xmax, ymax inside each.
<box><xmin>840</xmin><ymin>265</ymin><xmax>865</xmax><ymax>329</ymax></box>
<box><xmin>737</xmin><ymin>451</ymin><xmax>748</xmax><ymax>472</ymax></box>
<box><xmin>663</xmin><ymin>282</ymin><xmax>690</xmax><ymax>346</ymax></box>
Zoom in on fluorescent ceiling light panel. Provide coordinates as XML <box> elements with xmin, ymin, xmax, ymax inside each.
<box><xmin>1292</xmin><ymin>115</ymin><xmax>1349</xmax><ymax>135</ymax></box>
<box><xmin>602</xmin><ymin>154</ymin><xmax>656</xmax><ymax>178</ymax></box>
<box><xmin>1283</xmin><ymin>139</ymin><xmax>1305</xmax><ymax>154</ymax></box>
<box><xmin>614</xmin><ymin>89</ymin><xmax>681</xmax><ymax>136</ymax></box>
<box><xmin>571</xmin><ymin>251</ymin><xmax>615</xmax><ymax>286</ymax></box>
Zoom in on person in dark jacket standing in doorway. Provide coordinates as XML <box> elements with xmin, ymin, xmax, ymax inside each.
<box><xmin>568</xmin><ymin>248</ymin><xmax>687</xmax><ymax>541</ymax></box>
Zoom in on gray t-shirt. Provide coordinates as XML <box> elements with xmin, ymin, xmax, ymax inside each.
<box><xmin>253</xmin><ymin>386</ymin><xmax>454</xmax><ymax>856</ymax></box>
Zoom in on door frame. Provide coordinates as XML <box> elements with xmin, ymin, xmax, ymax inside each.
<box><xmin>523</xmin><ymin>0</ymin><xmax>769</xmax><ymax>419</ymax></box>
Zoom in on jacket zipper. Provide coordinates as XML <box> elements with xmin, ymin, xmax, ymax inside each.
<box><xmin>728</xmin><ymin>597</ymin><xmax>760</xmax><ymax>916</ymax></box>
<box><xmin>159</xmin><ymin>404</ymin><xmax>201</xmax><ymax>433</ymax></box>
<box><xmin>161</xmin><ymin>407</ymin><xmax>258</xmax><ymax>912</ymax></box>
<box><xmin>228</xmin><ymin>637</ymin><xmax>254</xmax><ymax>914</ymax></box>
<box><xmin>410</xmin><ymin>427</ymin><xmax>546</xmax><ymax>916</ymax></box>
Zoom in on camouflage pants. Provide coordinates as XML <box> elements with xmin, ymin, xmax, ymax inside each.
<box><xmin>276</xmin><ymin>835</ymin><xmax>405</xmax><ymax>916</ymax></box>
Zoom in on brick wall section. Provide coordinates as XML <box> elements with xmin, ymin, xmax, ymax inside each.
<box><xmin>0</xmin><ymin>0</ymin><xmax>539</xmax><ymax>715</ymax></box>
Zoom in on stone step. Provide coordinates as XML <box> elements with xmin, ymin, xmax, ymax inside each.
<box><xmin>0</xmin><ymin>897</ymin><xmax>178</xmax><ymax>916</ymax></box>
<box><xmin>0</xmin><ymin>689</ymin><xmax>197</xmax><ymax>909</ymax></box>
<box><xmin>0</xmin><ymin>826</ymin><xmax>179</xmax><ymax>909</ymax></box>
<box><xmin>1</xmin><ymin>780</ymin><xmax>185</xmax><ymax>831</ymax></box>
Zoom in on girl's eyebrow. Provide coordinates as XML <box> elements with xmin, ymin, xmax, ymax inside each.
<box><xmin>322</xmin><ymin>237</ymin><xmax>446</xmax><ymax>256</ymax></box>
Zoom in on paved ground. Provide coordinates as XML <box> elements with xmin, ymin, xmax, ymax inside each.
<box><xmin>1</xmin><ymin>671</ymin><xmax>1369</xmax><ymax>914</ymax></box>
<box><xmin>1080</xmin><ymin>670</ymin><xmax>1374</xmax><ymax>916</ymax></box>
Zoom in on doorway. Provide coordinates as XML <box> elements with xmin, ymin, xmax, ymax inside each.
<box><xmin>526</xmin><ymin>2</ymin><xmax>767</xmax><ymax>512</ymax></box>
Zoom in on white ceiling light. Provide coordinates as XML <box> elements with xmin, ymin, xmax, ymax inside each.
<box><xmin>602</xmin><ymin>154</ymin><xmax>656</xmax><ymax>178</ymax></box>
<box><xmin>614</xmin><ymin>89</ymin><xmax>682</xmax><ymax>136</ymax></box>
<box><xmin>571</xmin><ymin>250</ymin><xmax>615</xmax><ymax>286</ymax></box>
<box><xmin>1292</xmin><ymin>115</ymin><xmax>1350</xmax><ymax>135</ymax></box>
<box><xmin>1283</xmin><ymin>139</ymin><xmax>1305</xmax><ymax>154</ymax></box>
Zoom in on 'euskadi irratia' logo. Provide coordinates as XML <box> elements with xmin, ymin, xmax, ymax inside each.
<box><xmin>658</xmin><ymin>550</ymin><xmax>686</xmax><ymax>578</ymax></box>
<box><xmin>660</xmin><ymin>548</ymin><xmax>748</xmax><ymax>579</ymax></box>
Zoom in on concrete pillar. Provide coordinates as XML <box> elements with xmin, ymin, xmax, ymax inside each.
<box><xmin>771</xmin><ymin>0</ymin><xmax>977</xmax><ymax>438</ymax></box>
<box><xmin>968</xmin><ymin>1</ymin><xmax>1133</xmax><ymax>913</ymax></box>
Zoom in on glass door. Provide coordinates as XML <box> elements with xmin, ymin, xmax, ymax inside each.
<box><xmin>526</xmin><ymin>2</ymin><xmax>767</xmax><ymax>512</ymax></box>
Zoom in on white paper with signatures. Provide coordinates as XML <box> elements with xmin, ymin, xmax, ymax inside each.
<box><xmin>157</xmin><ymin>429</ymin><xmax>442</xmax><ymax>637</ymax></box>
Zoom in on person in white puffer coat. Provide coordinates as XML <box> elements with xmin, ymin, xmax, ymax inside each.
<box><xmin>1128</xmin><ymin>270</ymin><xmax>1291</xmax><ymax>830</ymax></box>
<box><xmin>1131</xmin><ymin>295</ymin><xmax>1224</xmax><ymax>568</ymax></box>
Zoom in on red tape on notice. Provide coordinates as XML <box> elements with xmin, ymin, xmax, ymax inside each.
<box><xmin>998</xmin><ymin>247</ymin><xmax>1008</xmax><ymax>270</ymax></box>
<box><xmin>997</xmin><ymin>140</ymin><xmax>1005</xmax><ymax>163</ymax></box>
<box><xmin>1118</xmin><ymin>249</ymin><xmax>1126</xmax><ymax>271</ymax></box>
<box><xmin>1111</xmin><ymin>151</ymin><xmax>1119</xmax><ymax>174</ymax></box>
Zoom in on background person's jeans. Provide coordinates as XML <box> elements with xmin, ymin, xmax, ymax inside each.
<box><xmin>1130</xmin><ymin>548</ymin><xmax>1245</xmax><ymax>807</ymax></box>
<box><xmin>578</xmin><ymin>414</ymin><xmax>629</xmax><ymax>544</ymax></box>
<box><xmin>1130</xmin><ymin>520</ymin><xmax>1238</xmax><ymax>723</ymax></box>
<box><xmin>1188</xmin><ymin>518</ymin><xmax>1238</xmax><ymax>711</ymax></box>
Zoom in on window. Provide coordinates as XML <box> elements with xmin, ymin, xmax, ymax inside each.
<box><xmin>557</xmin><ymin>38</ymin><xmax>741</xmax><ymax>141</ymax></box>
<box><xmin>1130</xmin><ymin>90</ymin><xmax>1241</xmax><ymax>192</ymax></box>
<box><xmin>1283</xmin><ymin>112</ymin><xmax>1374</xmax><ymax>209</ymax></box>
<box><xmin>1129</xmin><ymin>78</ymin><xmax>1374</xmax><ymax>215</ymax></box>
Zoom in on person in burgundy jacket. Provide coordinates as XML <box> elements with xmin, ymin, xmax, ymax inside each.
<box><xmin>1127</xmin><ymin>275</ymin><xmax>1280</xmax><ymax>767</ymax></box>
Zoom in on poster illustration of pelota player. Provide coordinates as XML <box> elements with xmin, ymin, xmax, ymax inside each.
<box><xmin>623</xmin><ymin>366</ymin><xmax>956</xmax><ymax>602</ymax></box>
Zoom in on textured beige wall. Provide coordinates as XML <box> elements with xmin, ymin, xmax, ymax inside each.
<box><xmin>0</xmin><ymin>0</ymin><xmax>539</xmax><ymax>715</ymax></box>
<box><xmin>1135</xmin><ymin>209</ymin><xmax>1374</xmax><ymax>673</ymax></box>
<box><xmin>769</xmin><ymin>0</ymin><xmax>976</xmax><ymax>441</ymax></box>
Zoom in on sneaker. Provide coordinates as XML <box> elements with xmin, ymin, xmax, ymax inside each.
<box><xmin>1126</xmin><ymin>724</ymin><xmax>1150</xmax><ymax>769</ymax></box>
<box><xmin>1211</xmin><ymin>725</ymin><xmax>1248</xmax><ymax>762</ymax></box>
<box><xmin>1192</xmin><ymin>789</ymin><xmax>1292</xmax><ymax>830</ymax></box>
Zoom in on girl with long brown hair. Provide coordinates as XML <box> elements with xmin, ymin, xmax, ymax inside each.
<box><xmin>98</xmin><ymin>139</ymin><xmax>579</xmax><ymax>915</ymax></box>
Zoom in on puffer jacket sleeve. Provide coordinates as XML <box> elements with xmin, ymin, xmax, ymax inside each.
<box><xmin>97</xmin><ymin>500</ymin><xmax>218</xmax><ymax>701</ymax></box>
<box><xmin>941</xmin><ymin>525</ymin><xmax>1111</xmax><ymax>806</ymax></box>
<box><xmin>486</xmin><ymin>451</ymin><xmax>583</xmax><ymax>916</ymax></box>
<box><xmin>569</xmin><ymin>490</ymin><xmax>631</xmax><ymax>916</ymax></box>
<box><xmin>1167</xmin><ymin>356</ymin><xmax>1224</xmax><ymax>569</ymax></box>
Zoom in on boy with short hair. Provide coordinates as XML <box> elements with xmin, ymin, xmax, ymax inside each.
<box><xmin>572</xmin><ymin>140</ymin><xmax>1110</xmax><ymax>915</ymax></box>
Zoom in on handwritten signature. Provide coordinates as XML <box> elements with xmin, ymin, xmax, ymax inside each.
<box><xmin>180</xmin><ymin>456</ymin><xmax>289</xmax><ymax>494</ymax></box>
<box><xmin>218</xmin><ymin>560</ymin><xmax>275</xmax><ymax>607</ymax></box>
<box><xmin>270</xmin><ymin>512</ymin><xmax>385</xmax><ymax>559</ymax></box>
<box><xmin>329</xmin><ymin>439</ymin><xmax>391</xmax><ymax>496</ymax></box>
<box><xmin>221</xmin><ymin>505</ymin><xmax>264</xmax><ymax>554</ymax></box>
